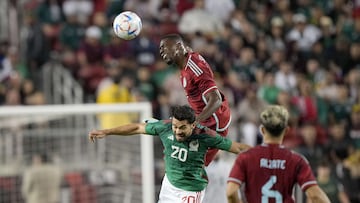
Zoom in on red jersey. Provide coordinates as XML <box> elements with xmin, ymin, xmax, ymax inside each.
<box><xmin>228</xmin><ymin>144</ymin><xmax>318</xmax><ymax>203</ymax></box>
<box><xmin>181</xmin><ymin>52</ymin><xmax>231</xmax><ymax>133</ymax></box>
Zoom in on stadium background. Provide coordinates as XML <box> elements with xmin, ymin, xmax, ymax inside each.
<box><xmin>0</xmin><ymin>0</ymin><xmax>359</xmax><ymax>202</ymax></box>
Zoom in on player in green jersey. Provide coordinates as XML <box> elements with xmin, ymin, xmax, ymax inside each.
<box><xmin>89</xmin><ymin>105</ymin><xmax>250</xmax><ymax>203</ymax></box>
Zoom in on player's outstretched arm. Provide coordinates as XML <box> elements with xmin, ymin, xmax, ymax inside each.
<box><xmin>196</xmin><ymin>90</ymin><xmax>222</xmax><ymax>123</ymax></box>
<box><xmin>88</xmin><ymin>123</ymin><xmax>147</xmax><ymax>142</ymax></box>
<box><xmin>305</xmin><ymin>185</ymin><xmax>331</xmax><ymax>203</ymax></box>
<box><xmin>226</xmin><ymin>182</ymin><xmax>241</xmax><ymax>203</ymax></box>
<box><xmin>228</xmin><ymin>142</ymin><xmax>251</xmax><ymax>154</ymax></box>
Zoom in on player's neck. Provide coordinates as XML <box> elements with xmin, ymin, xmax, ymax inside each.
<box><xmin>177</xmin><ymin>54</ymin><xmax>188</xmax><ymax>70</ymax></box>
<box><xmin>263</xmin><ymin>136</ymin><xmax>283</xmax><ymax>145</ymax></box>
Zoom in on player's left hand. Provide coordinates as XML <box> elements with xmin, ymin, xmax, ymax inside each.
<box><xmin>88</xmin><ymin>130</ymin><xmax>107</xmax><ymax>142</ymax></box>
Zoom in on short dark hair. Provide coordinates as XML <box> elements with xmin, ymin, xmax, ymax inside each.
<box><xmin>170</xmin><ymin>105</ymin><xmax>196</xmax><ymax>123</ymax></box>
<box><xmin>260</xmin><ymin>105</ymin><xmax>289</xmax><ymax>136</ymax></box>
<box><xmin>161</xmin><ymin>33</ymin><xmax>183</xmax><ymax>42</ymax></box>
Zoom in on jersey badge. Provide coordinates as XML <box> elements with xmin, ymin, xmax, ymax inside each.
<box><xmin>189</xmin><ymin>140</ymin><xmax>199</xmax><ymax>151</ymax></box>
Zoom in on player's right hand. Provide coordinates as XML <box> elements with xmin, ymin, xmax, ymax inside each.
<box><xmin>88</xmin><ymin>130</ymin><xmax>107</xmax><ymax>143</ymax></box>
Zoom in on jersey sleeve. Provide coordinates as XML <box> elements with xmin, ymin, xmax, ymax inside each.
<box><xmin>295</xmin><ymin>155</ymin><xmax>318</xmax><ymax>191</ymax></box>
<box><xmin>228</xmin><ymin>154</ymin><xmax>246</xmax><ymax>185</ymax></box>
<box><xmin>144</xmin><ymin>120</ymin><xmax>169</xmax><ymax>136</ymax></box>
<box><xmin>203</xmin><ymin>134</ymin><xmax>232</xmax><ymax>150</ymax></box>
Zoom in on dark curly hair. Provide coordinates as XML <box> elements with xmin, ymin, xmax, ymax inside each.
<box><xmin>170</xmin><ymin>105</ymin><xmax>196</xmax><ymax>124</ymax></box>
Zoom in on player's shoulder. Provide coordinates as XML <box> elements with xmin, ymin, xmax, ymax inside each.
<box><xmin>289</xmin><ymin>149</ymin><xmax>311</xmax><ymax>164</ymax></box>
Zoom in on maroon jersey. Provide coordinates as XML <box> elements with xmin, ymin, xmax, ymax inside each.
<box><xmin>228</xmin><ymin>144</ymin><xmax>317</xmax><ymax>203</ymax></box>
<box><xmin>180</xmin><ymin>52</ymin><xmax>231</xmax><ymax>133</ymax></box>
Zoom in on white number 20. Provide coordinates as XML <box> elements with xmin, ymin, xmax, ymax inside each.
<box><xmin>261</xmin><ymin>175</ymin><xmax>282</xmax><ymax>203</ymax></box>
<box><xmin>171</xmin><ymin>145</ymin><xmax>188</xmax><ymax>162</ymax></box>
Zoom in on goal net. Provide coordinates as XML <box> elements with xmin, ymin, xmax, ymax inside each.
<box><xmin>0</xmin><ymin>103</ymin><xmax>155</xmax><ymax>203</ymax></box>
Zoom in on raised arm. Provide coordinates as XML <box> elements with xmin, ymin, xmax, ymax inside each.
<box><xmin>305</xmin><ymin>185</ymin><xmax>331</xmax><ymax>203</ymax></box>
<box><xmin>228</xmin><ymin>142</ymin><xmax>251</xmax><ymax>154</ymax></box>
<box><xmin>88</xmin><ymin>123</ymin><xmax>147</xmax><ymax>142</ymax></box>
<box><xmin>196</xmin><ymin>90</ymin><xmax>222</xmax><ymax>123</ymax></box>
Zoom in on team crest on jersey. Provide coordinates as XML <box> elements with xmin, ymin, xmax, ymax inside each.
<box><xmin>182</xmin><ymin>77</ymin><xmax>187</xmax><ymax>88</ymax></box>
<box><xmin>189</xmin><ymin>140</ymin><xmax>199</xmax><ymax>151</ymax></box>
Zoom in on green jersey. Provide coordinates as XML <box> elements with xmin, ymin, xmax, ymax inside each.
<box><xmin>145</xmin><ymin>120</ymin><xmax>232</xmax><ymax>191</ymax></box>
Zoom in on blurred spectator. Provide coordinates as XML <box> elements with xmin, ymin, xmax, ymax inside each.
<box><xmin>162</xmin><ymin>70</ymin><xmax>188</xmax><ymax>107</ymax></box>
<box><xmin>232</xmin><ymin>47</ymin><xmax>259</xmax><ymax>83</ymax></box>
<box><xmin>135</xmin><ymin>66</ymin><xmax>157</xmax><ymax>102</ymax></box>
<box><xmin>5</xmin><ymin>88</ymin><xmax>21</xmax><ymax>106</ymax></box>
<box><xmin>316</xmin><ymin>160</ymin><xmax>350</xmax><ymax>203</ymax></box>
<box><xmin>62</xmin><ymin>0</ymin><xmax>93</xmax><ymax>25</ymax></box>
<box><xmin>104</xmin><ymin>32</ymin><xmax>134</xmax><ymax>64</ymax></box>
<box><xmin>291</xmin><ymin>79</ymin><xmax>329</xmax><ymax>125</ymax></box>
<box><xmin>204</xmin><ymin>0</ymin><xmax>235</xmax><ymax>23</ymax></box>
<box><xmin>59</xmin><ymin>10</ymin><xmax>85</xmax><ymax>51</ymax></box>
<box><xmin>286</xmin><ymin>13</ymin><xmax>322</xmax><ymax>53</ymax></box>
<box><xmin>343</xmin><ymin>149</ymin><xmax>360</xmax><ymax>202</ymax></box>
<box><xmin>77</xmin><ymin>26</ymin><xmax>104</xmax><ymax>67</ymax></box>
<box><xmin>96</xmin><ymin>61</ymin><xmax>137</xmax><ymax>128</ymax></box>
<box><xmin>0</xmin><ymin>47</ymin><xmax>17</xmax><ymax>83</ymax></box>
<box><xmin>316</xmin><ymin>71</ymin><xmax>339</xmax><ymax>102</ymax></box>
<box><xmin>266</xmin><ymin>17</ymin><xmax>286</xmax><ymax>52</ymax></box>
<box><xmin>286</xmin><ymin>13</ymin><xmax>322</xmax><ymax>71</ymax></box>
<box><xmin>21</xmin><ymin>12</ymin><xmax>51</xmax><ymax>87</ymax></box>
<box><xmin>36</xmin><ymin>0</ymin><xmax>64</xmax><ymax>25</ymax></box>
<box><xmin>77</xmin><ymin>26</ymin><xmax>106</xmax><ymax>98</ymax></box>
<box><xmin>131</xmin><ymin>21</ymin><xmax>158</xmax><ymax>67</ymax></box>
<box><xmin>257</xmin><ymin>72</ymin><xmax>281</xmax><ymax>104</ymax></box>
<box><xmin>348</xmin><ymin>42</ymin><xmax>360</xmax><ymax>71</ymax></box>
<box><xmin>263</xmin><ymin>48</ymin><xmax>285</xmax><ymax>74</ymax></box>
<box><xmin>328</xmin><ymin>85</ymin><xmax>352</xmax><ymax>125</ymax></box>
<box><xmin>178</xmin><ymin>0</ymin><xmax>224</xmax><ymax>38</ymax></box>
<box><xmin>20</xmin><ymin>79</ymin><xmax>46</xmax><ymax>105</ymax></box>
<box><xmin>124</xmin><ymin>0</ymin><xmax>159</xmax><ymax>21</ymax></box>
<box><xmin>236</xmin><ymin>86</ymin><xmax>267</xmax><ymax>146</ymax></box>
<box><xmin>349</xmin><ymin>104</ymin><xmax>360</xmax><ymax>149</ymax></box>
<box><xmin>274</xmin><ymin>61</ymin><xmax>297</xmax><ymax>93</ymax></box>
<box><xmin>326</xmin><ymin>123</ymin><xmax>354</xmax><ymax>164</ymax></box>
<box><xmin>92</xmin><ymin>12</ymin><xmax>111</xmax><ymax>45</ymax></box>
<box><xmin>22</xmin><ymin>153</ymin><xmax>62</xmax><ymax>203</ymax></box>
<box><xmin>150</xmin><ymin>60</ymin><xmax>176</xmax><ymax>90</ymax></box>
<box><xmin>305</xmin><ymin>58</ymin><xmax>326</xmax><ymax>87</ymax></box>
<box><xmin>295</xmin><ymin>122</ymin><xmax>326</xmax><ymax>171</ymax></box>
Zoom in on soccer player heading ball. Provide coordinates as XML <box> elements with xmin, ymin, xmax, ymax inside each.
<box><xmin>160</xmin><ymin>34</ymin><xmax>231</xmax><ymax>166</ymax></box>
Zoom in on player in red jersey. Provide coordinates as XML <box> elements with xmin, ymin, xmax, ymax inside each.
<box><xmin>227</xmin><ymin>105</ymin><xmax>330</xmax><ymax>203</ymax></box>
<box><xmin>159</xmin><ymin>34</ymin><xmax>231</xmax><ymax>166</ymax></box>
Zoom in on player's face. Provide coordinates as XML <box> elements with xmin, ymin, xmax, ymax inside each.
<box><xmin>171</xmin><ymin>118</ymin><xmax>195</xmax><ymax>142</ymax></box>
<box><xmin>159</xmin><ymin>39</ymin><xmax>177</xmax><ymax>65</ymax></box>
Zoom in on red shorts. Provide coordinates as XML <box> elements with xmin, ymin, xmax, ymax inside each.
<box><xmin>204</xmin><ymin>128</ymin><xmax>228</xmax><ymax>166</ymax></box>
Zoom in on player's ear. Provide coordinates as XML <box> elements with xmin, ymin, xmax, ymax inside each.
<box><xmin>259</xmin><ymin>125</ymin><xmax>265</xmax><ymax>136</ymax></box>
<box><xmin>283</xmin><ymin>126</ymin><xmax>290</xmax><ymax>135</ymax></box>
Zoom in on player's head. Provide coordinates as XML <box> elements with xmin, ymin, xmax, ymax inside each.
<box><xmin>159</xmin><ymin>34</ymin><xmax>187</xmax><ymax>65</ymax></box>
<box><xmin>259</xmin><ymin>105</ymin><xmax>289</xmax><ymax>139</ymax></box>
<box><xmin>170</xmin><ymin>105</ymin><xmax>196</xmax><ymax>142</ymax></box>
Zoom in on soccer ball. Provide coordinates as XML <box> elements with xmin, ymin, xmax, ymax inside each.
<box><xmin>112</xmin><ymin>11</ymin><xmax>142</xmax><ymax>40</ymax></box>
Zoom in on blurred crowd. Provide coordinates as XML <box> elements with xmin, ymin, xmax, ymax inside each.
<box><xmin>0</xmin><ymin>0</ymin><xmax>360</xmax><ymax>202</ymax></box>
